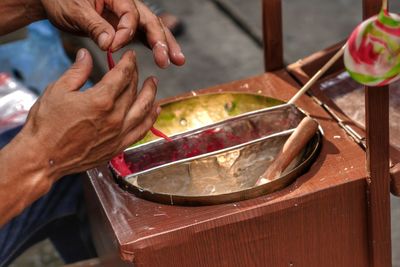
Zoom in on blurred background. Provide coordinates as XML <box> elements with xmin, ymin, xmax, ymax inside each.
<box><xmin>3</xmin><ymin>0</ymin><xmax>400</xmax><ymax>266</ymax></box>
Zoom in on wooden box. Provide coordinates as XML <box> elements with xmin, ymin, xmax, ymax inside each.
<box><xmin>85</xmin><ymin>70</ymin><xmax>371</xmax><ymax>266</ymax></box>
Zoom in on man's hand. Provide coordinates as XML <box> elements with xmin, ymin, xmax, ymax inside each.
<box><xmin>0</xmin><ymin>48</ymin><xmax>159</xmax><ymax>225</ymax></box>
<box><xmin>0</xmin><ymin>48</ymin><xmax>160</xmax><ymax>226</ymax></box>
<box><xmin>40</xmin><ymin>0</ymin><xmax>185</xmax><ymax>68</ymax></box>
<box><xmin>23</xmin><ymin>48</ymin><xmax>159</xmax><ymax>178</ymax></box>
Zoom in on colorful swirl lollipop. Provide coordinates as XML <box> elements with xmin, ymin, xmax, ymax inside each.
<box><xmin>344</xmin><ymin>9</ymin><xmax>400</xmax><ymax>86</ymax></box>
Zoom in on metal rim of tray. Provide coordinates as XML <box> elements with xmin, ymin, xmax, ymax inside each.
<box><xmin>113</xmin><ymin>129</ymin><xmax>322</xmax><ymax>206</ymax></box>
<box><xmin>124</xmin><ymin>103</ymin><xmax>291</xmax><ymax>154</ymax></box>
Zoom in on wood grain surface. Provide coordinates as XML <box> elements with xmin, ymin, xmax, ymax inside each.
<box><xmin>363</xmin><ymin>1</ymin><xmax>392</xmax><ymax>266</ymax></box>
<box><xmin>262</xmin><ymin>0</ymin><xmax>283</xmax><ymax>71</ymax></box>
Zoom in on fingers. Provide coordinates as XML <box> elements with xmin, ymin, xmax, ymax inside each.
<box><xmin>136</xmin><ymin>1</ymin><xmax>168</xmax><ymax>68</ymax></box>
<box><xmin>107</xmin><ymin>0</ymin><xmax>140</xmax><ymax>51</ymax></box>
<box><xmin>90</xmin><ymin>50</ymin><xmax>137</xmax><ymax>100</ymax></box>
<box><xmin>120</xmin><ymin>105</ymin><xmax>160</xmax><ymax>149</ymax></box>
<box><xmin>121</xmin><ymin>76</ymin><xmax>158</xmax><ymax>134</ymax></box>
<box><xmin>109</xmin><ymin>63</ymin><xmax>138</xmax><ymax>120</ymax></box>
<box><xmin>162</xmin><ymin>24</ymin><xmax>186</xmax><ymax>66</ymax></box>
<box><xmin>89</xmin><ymin>76</ymin><xmax>159</xmax><ymax>156</ymax></box>
<box><xmin>78</xmin><ymin>8</ymin><xmax>116</xmax><ymax>50</ymax></box>
<box><xmin>135</xmin><ymin>1</ymin><xmax>185</xmax><ymax>68</ymax></box>
<box><xmin>55</xmin><ymin>49</ymin><xmax>93</xmax><ymax>91</ymax></box>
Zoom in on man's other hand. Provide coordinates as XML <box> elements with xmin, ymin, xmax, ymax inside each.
<box><xmin>22</xmin><ymin>48</ymin><xmax>160</xmax><ymax>179</ymax></box>
<box><xmin>40</xmin><ymin>0</ymin><xmax>185</xmax><ymax>68</ymax></box>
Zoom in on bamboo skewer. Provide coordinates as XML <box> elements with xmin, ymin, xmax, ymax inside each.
<box><xmin>288</xmin><ymin>44</ymin><xmax>346</xmax><ymax>104</ymax></box>
<box><xmin>382</xmin><ymin>0</ymin><xmax>388</xmax><ymax>10</ymax></box>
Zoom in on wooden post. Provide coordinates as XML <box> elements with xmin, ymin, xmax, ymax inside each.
<box><xmin>262</xmin><ymin>0</ymin><xmax>284</xmax><ymax>71</ymax></box>
<box><xmin>363</xmin><ymin>0</ymin><xmax>392</xmax><ymax>266</ymax></box>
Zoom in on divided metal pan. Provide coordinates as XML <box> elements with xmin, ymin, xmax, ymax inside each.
<box><xmin>110</xmin><ymin>93</ymin><xmax>322</xmax><ymax>205</ymax></box>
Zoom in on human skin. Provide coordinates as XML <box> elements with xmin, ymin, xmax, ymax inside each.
<box><xmin>0</xmin><ymin>0</ymin><xmax>185</xmax><ymax>226</ymax></box>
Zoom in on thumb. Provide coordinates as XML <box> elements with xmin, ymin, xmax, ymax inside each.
<box><xmin>79</xmin><ymin>9</ymin><xmax>116</xmax><ymax>50</ymax></box>
<box><xmin>56</xmin><ymin>49</ymin><xmax>93</xmax><ymax>91</ymax></box>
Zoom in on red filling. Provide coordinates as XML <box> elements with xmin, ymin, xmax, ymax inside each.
<box><xmin>125</xmin><ymin>126</ymin><xmax>261</xmax><ymax>174</ymax></box>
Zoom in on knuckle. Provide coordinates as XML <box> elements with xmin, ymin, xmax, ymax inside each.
<box><xmin>120</xmin><ymin>64</ymin><xmax>133</xmax><ymax>78</ymax></box>
<box><xmin>142</xmin><ymin>100</ymin><xmax>153</xmax><ymax>113</ymax></box>
<box><xmin>152</xmin><ymin>109</ymin><xmax>159</xmax><ymax>121</ymax></box>
<box><xmin>136</xmin><ymin>127</ymin><xmax>149</xmax><ymax>142</ymax></box>
<box><xmin>69</xmin><ymin>63</ymin><xmax>81</xmax><ymax>72</ymax></box>
<box><xmin>108</xmin><ymin>117</ymin><xmax>123</xmax><ymax>129</ymax></box>
<box><xmin>124</xmin><ymin>51</ymin><xmax>137</xmax><ymax>66</ymax></box>
<box><xmin>114</xmin><ymin>61</ymin><xmax>134</xmax><ymax>80</ymax></box>
<box><xmin>64</xmin><ymin>71</ymin><xmax>82</xmax><ymax>85</ymax></box>
<box><xmin>93</xmin><ymin>96</ymin><xmax>114</xmax><ymax>112</ymax></box>
<box><xmin>128</xmin><ymin>111</ymin><xmax>142</xmax><ymax>124</ymax></box>
<box><xmin>101</xmin><ymin>100</ymin><xmax>114</xmax><ymax>112</ymax></box>
<box><xmin>150</xmin><ymin>113</ymin><xmax>158</xmax><ymax>125</ymax></box>
<box><xmin>114</xmin><ymin>70</ymin><xmax>134</xmax><ymax>88</ymax></box>
<box><xmin>87</xmin><ymin>20</ymin><xmax>104</xmax><ymax>36</ymax></box>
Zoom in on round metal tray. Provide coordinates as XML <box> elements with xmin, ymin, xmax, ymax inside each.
<box><xmin>111</xmin><ymin>93</ymin><xmax>322</xmax><ymax>206</ymax></box>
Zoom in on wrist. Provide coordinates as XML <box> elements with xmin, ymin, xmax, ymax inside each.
<box><xmin>0</xmin><ymin>0</ymin><xmax>47</xmax><ymax>35</ymax></box>
<box><xmin>1</xmin><ymin>129</ymin><xmax>58</xmax><ymax>193</ymax></box>
<box><xmin>0</xmin><ymin>128</ymin><xmax>58</xmax><ymax>224</ymax></box>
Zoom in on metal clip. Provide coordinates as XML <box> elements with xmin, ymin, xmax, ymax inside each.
<box><xmin>310</xmin><ymin>95</ymin><xmax>366</xmax><ymax>150</ymax></box>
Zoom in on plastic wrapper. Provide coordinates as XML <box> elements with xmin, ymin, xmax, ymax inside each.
<box><xmin>0</xmin><ymin>73</ymin><xmax>37</xmax><ymax>135</ymax></box>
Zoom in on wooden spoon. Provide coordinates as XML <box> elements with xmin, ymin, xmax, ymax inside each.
<box><xmin>256</xmin><ymin>117</ymin><xmax>319</xmax><ymax>186</ymax></box>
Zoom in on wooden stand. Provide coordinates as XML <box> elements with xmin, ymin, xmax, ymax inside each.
<box><xmin>363</xmin><ymin>1</ymin><xmax>392</xmax><ymax>266</ymax></box>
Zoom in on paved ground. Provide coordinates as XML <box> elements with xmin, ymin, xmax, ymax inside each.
<box><xmin>10</xmin><ymin>0</ymin><xmax>400</xmax><ymax>266</ymax></box>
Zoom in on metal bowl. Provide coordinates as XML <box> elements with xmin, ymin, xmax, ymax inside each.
<box><xmin>111</xmin><ymin>93</ymin><xmax>322</xmax><ymax>205</ymax></box>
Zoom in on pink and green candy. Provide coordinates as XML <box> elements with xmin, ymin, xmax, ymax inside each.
<box><xmin>344</xmin><ymin>9</ymin><xmax>400</xmax><ymax>86</ymax></box>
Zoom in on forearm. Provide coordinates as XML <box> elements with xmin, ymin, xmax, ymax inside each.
<box><xmin>0</xmin><ymin>129</ymin><xmax>57</xmax><ymax>227</ymax></box>
<box><xmin>0</xmin><ymin>0</ymin><xmax>45</xmax><ymax>35</ymax></box>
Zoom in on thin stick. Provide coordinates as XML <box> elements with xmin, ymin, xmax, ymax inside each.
<box><xmin>288</xmin><ymin>44</ymin><xmax>346</xmax><ymax>105</ymax></box>
<box><xmin>382</xmin><ymin>0</ymin><xmax>388</xmax><ymax>10</ymax></box>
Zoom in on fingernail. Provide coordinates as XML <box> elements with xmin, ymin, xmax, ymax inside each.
<box><xmin>177</xmin><ymin>52</ymin><xmax>185</xmax><ymax>59</ymax></box>
<box><xmin>76</xmin><ymin>49</ymin><xmax>85</xmax><ymax>62</ymax></box>
<box><xmin>152</xmin><ymin>76</ymin><xmax>159</xmax><ymax>86</ymax></box>
<box><xmin>156</xmin><ymin>58</ymin><xmax>170</xmax><ymax>69</ymax></box>
<box><xmin>98</xmin><ymin>32</ymin><xmax>109</xmax><ymax>48</ymax></box>
<box><xmin>153</xmin><ymin>41</ymin><xmax>167</xmax><ymax>49</ymax></box>
<box><xmin>156</xmin><ymin>106</ymin><xmax>162</xmax><ymax>115</ymax></box>
<box><xmin>174</xmin><ymin>52</ymin><xmax>185</xmax><ymax>58</ymax></box>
